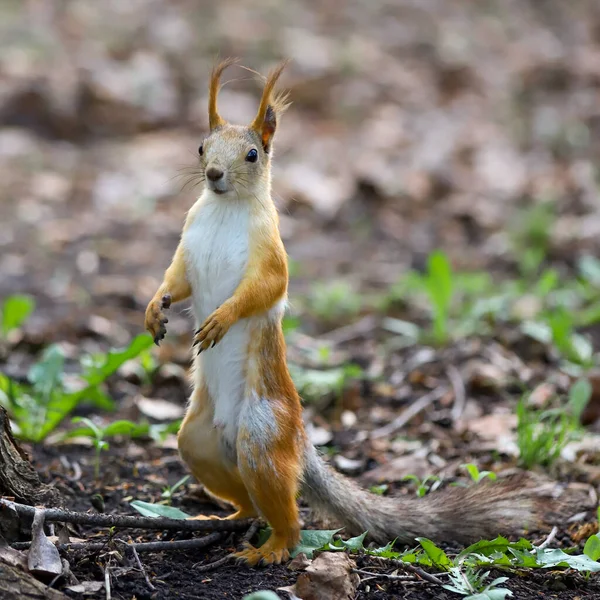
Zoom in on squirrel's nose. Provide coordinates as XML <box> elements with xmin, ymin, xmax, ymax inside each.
<box><xmin>206</xmin><ymin>167</ymin><xmax>224</xmax><ymax>182</ymax></box>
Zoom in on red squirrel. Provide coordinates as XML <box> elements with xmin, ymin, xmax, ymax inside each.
<box><xmin>145</xmin><ymin>59</ymin><xmax>542</xmax><ymax>566</ymax></box>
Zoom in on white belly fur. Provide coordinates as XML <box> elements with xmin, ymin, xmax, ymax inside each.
<box><xmin>182</xmin><ymin>196</ymin><xmax>252</xmax><ymax>447</ymax></box>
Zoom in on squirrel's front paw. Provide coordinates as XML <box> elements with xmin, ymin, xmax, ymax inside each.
<box><xmin>193</xmin><ymin>306</ymin><xmax>234</xmax><ymax>353</ymax></box>
<box><xmin>145</xmin><ymin>293</ymin><xmax>171</xmax><ymax>345</ymax></box>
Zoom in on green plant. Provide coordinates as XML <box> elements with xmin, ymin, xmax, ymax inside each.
<box><xmin>402</xmin><ymin>474</ymin><xmax>442</xmax><ymax>497</ymax></box>
<box><xmin>70</xmin><ymin>417</ymin><xmax>110</xmax><ymax>479</ymax></box>
<box><xmin>517</xmin><ymin>378</ymin><xmax>591</xmax><ymax>469</ymax></box>
<box><xmin>510</xmin><ymin>201</ymin><xmax>555</xmax><ymax>277</ymax></box>
<box><xmin>289</xmin><ymin>363</ymin><xmax>362</xmax><ymax>403</ymax></box>
<box><xmin>1</xmin><ymin>294</ymin><xmax>35</xmax><ymax>338</ymax></box>
<box><xmin>369</xmin><ymin>484</ymin><xmax>389</xmax><ymax>495</ymax></box>
<box><xmin>161</xmin><ymin>475</ymin><xmax>190</xmax><ymax>504</ymax></box>
<box><xmin>0</xmin><ymin>334</ymin><xmax>153</xmax><ymax>441</ymax></box>
<box><xmin>68</xmin><ymin>417</ymin><xmax>156</xmax><ymax>478</ymax></box>
<box><xmin>307</xmin><ymin>280</ymin><xmax>362</xmax><ymax>323</ymax></box>
<box><xmin>443</xmin><ymin>567</ymin><xmax>512</xmax><ymax>599</ymax></box>
<box><xmin>516</xmin><ymin>399</ymin><xmax>570</xmax><ymax>469</ymax></box>
<box><xmin>583</xmin><ymin>506</ymin><xmax>600</xmax><ymax>561</ymax></box>
<box><xmin>462</xmin><ymin>464</ymin><xmax>497</xmax><ymax>484</ymax></box>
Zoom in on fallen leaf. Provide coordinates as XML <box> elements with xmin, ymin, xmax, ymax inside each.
<box><xmin>363</xmin><ymin>452</ymin><xmax>431</xmax><ymax>483</ymax></box>
<box><xmin>136</xmin><ymin>396</ymin><xmax>185</xmax><ymax>420</ymax></box>
<box><xmin>27</xmin><ymin>509</ymin><xmax>62</xmax><ymax>577</ymax></box>
<box><xmin>66</xmin><ymin>581</ymin><xmax>105</xmax><ymax>594</ymax></box>
<box><xmin>291</xmin><ymin>552</ymin><xmax>359</xmax><ymax>600</ymax></box>
<box><xmin>288</xmin><ymin>552</ymin><xmax>311</xmax><ymax>571</ymax></box>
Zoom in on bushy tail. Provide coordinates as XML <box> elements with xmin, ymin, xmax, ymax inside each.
<box><xmin>301</xmin><ymin>445</ymin><xmax>543</xmax><ymax>545</ymax></box>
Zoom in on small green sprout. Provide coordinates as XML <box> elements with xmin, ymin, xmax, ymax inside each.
<box><xmin>402</xmin><ymin>474</ymin><xmax>442</xmax><ymax>497</ymax></box>
<box><xmin>161</xmin><ymin>475</ymin><xmax>190</xmax><ymax>504</ymax></box>
<box><xmin>462</xmin><ymin>464</ymin><xmax>497</xmax><ymax>484</ymax></box>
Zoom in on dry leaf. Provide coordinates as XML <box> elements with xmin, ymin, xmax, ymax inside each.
<box><xmin>27</xmin><ymin>509</ymin><xmax>62</xmax><ymax>577</ymax></box>
<box><xmin>288</xmin><ymin>552</ymin><xmax>359</xmax><ymax>600</ymax></box>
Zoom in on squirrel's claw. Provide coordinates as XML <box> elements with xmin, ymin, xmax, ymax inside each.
<box><xmin>145</xmin><ymin>294</ymin><xmax>172</xmax><ymax>345</ymax></box>
<box><xmin>193</xmin><ymin>307</ymin><xmax>233</xmax><ymax>353</ymax></box>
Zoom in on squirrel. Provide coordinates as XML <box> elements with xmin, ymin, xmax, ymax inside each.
<box><xmin>144</xmin><ymin>59</ymin><xmax>542</xmax><ymax>566</ymax></box>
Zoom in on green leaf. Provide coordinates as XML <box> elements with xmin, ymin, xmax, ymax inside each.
<box><xmin>82</xmin><ymin>334</ymin><xmax>154</xmax><ymax>387</ymax></box>
<box><xmin>1</xmin><ymin>295</ymin><xmax>35</xmax><ymax>336</ymax></box>
<box><xmin>425</xmin><ymin>250</ymin><xmax>453</xmax><ymax>344</ymax></box>
<box><xmin>337</xmin><ymin>531</ymin><xmax>367</xmax><ymax>552</ymax></box>
<box><xmin>129</xmin><ymin>501</ymin><xmax>190</xmax><ymax>520</ymax></box>
<box><xmin>71</xmin><ymin>417</ymin><xmax>102</xmax><ymax>439</ymax></box>
<box><xmin>242</xmin><ymin>592</ymin><xmax>281</xmax><ymax>600</ymax></box>
<box><xmin>521</xmin><ymin>321</ymin><xmax>552</xmax><ymax>344</ymax></box>
<box><xmin>568</xmin><ymin>379</ymin><xmax>592</xmax><ymax>421</ymax></box>
<box><xmin>534</xmin><ymin>547</ymin><xmax>600</xmax><ymax>571</ymax></box>
<box><xmin>291</xmin><ymin>529</ymin><xmax>341</xmax><ymax>558</ymax></box>
<box><xmin>579</xmin><ymin>255</ymin><xmax>600</xmax><ymax>286</ymax></box>
<box><xmin>416</xmin><ymin>537</ymin><xmax>452</xmax><ymax>568</ymax></box>
<box><xmin>458</xmin><ymin>537</ymin><xmax>512</xmax><ymax>560</ymax></box>
<box><xmin>465</xmin><ymin>592</ymin><xmax>512</xmax><ymax>600</ymax></box>
<box><xmin>102</xmin><ymin>420</ymin><xmax>142</xmax><ymax>437</ymax></box>
<box><xmin>28</xmin><ymin>345</ymin><xmax>65</xmax><ymax>399</ymax></box>
<box><xmin>583</xmin><ymin>535</ymin><xmax>600</xmax><ymax>561</ymax></box>
<box><xmin>256</xmin><ymin>527</ymin><xmax>273</xmax><ymax>548</ymax></box>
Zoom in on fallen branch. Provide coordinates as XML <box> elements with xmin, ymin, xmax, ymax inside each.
<box><xmin>371</xmin><ymin>387</ymin><xmax>446</xmax><ymax>439</ymax></box>
<box><xmin>372</xmin><ymin>556</ymin><xmax>446</xmax><ymax>586</ymax></box>
<box><xmin>129</xmin><ymin>540</ymin><xmax>156</xmax><ymax>591</ymax></box>
<box><xmin>353</xmin><ymin>568</ymin><xmax>415</xmax><ymax>582</ymax></box>
<box><xmin>1</xmin><ymin>499</ymin><xmax>251</xmax><ymax>533</ymax></box>
<box><xmin>447</xmin><ymin>365</ymin><xmax>466</xmax><ymax>423</ymax></box>
<box><xmin>13</xmin><ymin>533</ymin><xmax>223</xmax><ymax>553</ymax></box>
<box><xmin>194</xmin><ymin>555</ymin><xmax>233</xmax><ymax>572</ymax></box>
<box><xmin>537</xmin><ymin>526</ymin><xmax>558</xmax><ymax>550</ymax></box>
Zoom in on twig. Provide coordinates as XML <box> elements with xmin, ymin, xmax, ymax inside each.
<box><xmin>372</xmin><ymin>556</ymin><xmax>445</xmax><ymax>586</ymax></box>
<box><xmin>13</xmin><ymin>533</ymin><xmax>222</xmax><ymax>553</ymax></box>
<box><xmin>195</xmin><ymin>555</ymin><xmax>233</xmax><ymax>572</ymax></box>
<box><xmin>537</xmin><ymin>526</ymin><xmax>558</xmax><ymax>550</ymax></box>
<box><xmin>128</xmin><ymin>539</ymin><xmax>156</xmax><ymax>591</ymax></box>
<box><xmin>447</xmin><ymin>365</ymin><xmax>466</xmax><ymax>422</ymax></box>
<box><xmin>371</xmin><ymin>388</ymin><xmax>446</xmax><ymax>439</ymax></box>
<box><xmin>323</xmin><ymin>315</ymin><xmax>378</xmax><ymax>344</ymax></box>
<box><xmin>0</xmin><ymin>499</ymin><xmax>251</xmax><ymax>532</ymax></box>
<box><xmin>243</xmin><ymin>519</ymin><xmax>262</xmax><ymax>542</ymax></box>
<box><xmin>104</xmin><ymin>563</ymin><xmax>111</xmax><ymax>600</ymax></box>
<box><xmin>353</xmin><ymin>568</ymin><xmax>415</xmax><ymax>582</ymax></box>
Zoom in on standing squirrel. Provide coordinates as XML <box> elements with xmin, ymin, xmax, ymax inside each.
<box><xmin>145</xmin><ymin>59</ymin><xmax>541</xmax><ymax>566</ymax></box>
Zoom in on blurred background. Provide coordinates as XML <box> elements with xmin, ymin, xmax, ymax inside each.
<box><xmin>1</xmin><ymin>0</ymin><xmax>599</xmax><ymax>341</ymax></box>
<box><xmin>2</xmin><ymin>0</ymin><xmax>600</xmax><ymax>438</ymax></box>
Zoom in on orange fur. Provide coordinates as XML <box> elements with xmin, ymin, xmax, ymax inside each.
<box><xmin>235</xmin><ymin>321</ymin><xmax>304</xmax><ymax>565</ymax></box>
<box><xmin>250</xmin><ymin>61</ymin><xmax>290</xmax><ymax>150</ymax></box>
<box><xmin>178</xmin><ymin>385</ymin><xmax>258</xmax><ymax>519</ymax></box>
<box><xmin>208</xmin><ymin>58</ymin><xmax>237</xmax><ymax>131</ymax></box>
<box><xmin>144</xmin><ymin>205</ymin><xmax>201</xmax><ymax>341</ymax></box>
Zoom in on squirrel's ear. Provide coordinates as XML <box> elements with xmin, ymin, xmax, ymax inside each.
<box><xmin>208</xmin><ymin>58</ymin><xmax>237</xmax><ymax>131</ymax></box>
<box><xmin>250</xmin><ymin>61</ymin><xmax>290</xmax><ymax>152</ymax></box>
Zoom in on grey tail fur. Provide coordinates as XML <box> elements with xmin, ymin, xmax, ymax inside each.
<box><xmin>301</xmin><ymin>445</ymin><xmax>542</xmax><ymax>545</ymax></box>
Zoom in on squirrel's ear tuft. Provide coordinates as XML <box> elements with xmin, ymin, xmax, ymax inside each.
<box><xmin>250</xmin><ymin>61</ymin><xmax>290</xmax><ymax>152</ymax></box>
<box><xmin>208</xmin><ymin>57</ymin><xmax>237</xmax><ymax>131</ymax></box>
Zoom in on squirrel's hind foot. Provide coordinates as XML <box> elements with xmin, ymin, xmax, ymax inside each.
<box><xmin>234</xmin><ymin>539</ymin><xmax>290</xmax><ymax>566</ymax></box>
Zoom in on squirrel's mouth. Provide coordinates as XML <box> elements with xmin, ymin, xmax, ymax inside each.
<box><xmin>207</xmin><ymin>182</ymin><xmax>228</xmax><ymax>195</ymax></box>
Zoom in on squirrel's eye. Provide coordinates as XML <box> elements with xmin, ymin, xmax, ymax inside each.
<box><xmin>198</xmin><ymin>145</ymin><xmax>203</xmax><ymax>156</ymax></box>
<box><xmin>245</xmin><ymin>148</ymin><xmax>258</xmax><ymax>163</ymax></box>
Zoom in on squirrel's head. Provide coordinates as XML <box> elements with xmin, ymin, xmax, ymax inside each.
<box><xmin>198</xmin><ymin>59</ymin><xmax>289</xmax><ymax>198</ymax></box>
